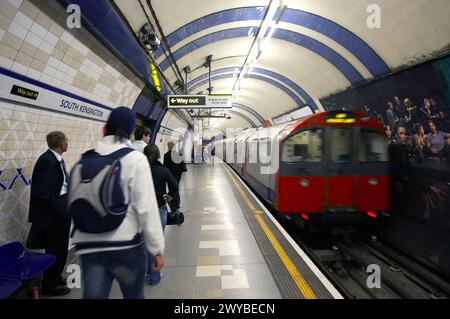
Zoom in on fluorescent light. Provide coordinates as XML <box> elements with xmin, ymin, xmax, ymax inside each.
<box><xmin>231</xmin><ymin>0</ymin><xmax>287</xmax><ymax>97</ymax></box>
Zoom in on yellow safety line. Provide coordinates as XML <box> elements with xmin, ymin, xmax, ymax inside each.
<box><xmin>254</xmin><ymin>214</ymin><xmax>317</xmax><ymax>299</ymax></box>
<box><xmin>223</xmin><ymin>166</ymin><xmax>317</xmax><ymax>299</ymax></box>
<box><xmin>225</xmin><ymin>169</ymin><xmax>256</xmax><ymax>211</ymax></box>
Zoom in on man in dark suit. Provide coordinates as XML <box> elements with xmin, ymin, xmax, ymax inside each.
<box><xmin>163</xmin><ymin>141</ymin><xmax>185</xmax><ymax>213</ymax></box>
<box><xmin>27</xmin><ymin>131</ymin><xmax>71</xmax><ymax>296</ymax></box>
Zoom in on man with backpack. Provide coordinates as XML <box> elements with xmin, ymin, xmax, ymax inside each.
<box><xmin>69</xmin><ymin>106</ymin><xmax>164</xmax><ymax>299</ymax></box>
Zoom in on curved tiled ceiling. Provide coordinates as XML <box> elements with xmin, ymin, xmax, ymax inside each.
<box><xmin>154</xmin><ymin>7</ymin><xmax>390</xmax><ymax>77</ymax></box>
<box><xmin>187</xmin><ymin>66</ymin><xmax>318</xmax><ymax>110</ymax></box>
<box><xmin>159</xmin><ymin>27</ymin><xmax>366</xmax><ymax>86</ymax></box>
<box><xmin>114</xmin><ymin>0</ymin><xmax>450</xmax><ymax>131</ymax></box>
<box><xmin>211</xmin><ymin>110</ymin><xmax>258</xmax><ymax>128</ymax></box>
<box><xmin>232</xmin><ymin>103</ymin><xmax>265</xmax><ymax>124</ymax></box>
<box><xmin>188</xmin><ymin>72</ymin><xmax>305</xmax><ymax>107</ymax></box>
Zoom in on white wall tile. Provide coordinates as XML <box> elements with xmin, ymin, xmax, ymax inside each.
<box><xmin>8</xmin><ymin>21</ymin><xmax>28</xmax><ymax>40</ymax></box>
<box><xmin>71</xmin><ymin>38</ymin><xmax>88</xmax><ymax>55</ymax></box>
<box><xmin>43</xmin><ymin>32</ymin><xmax>58</xmax><ymax>46</ymax></box>
<box><xmin>48</xmin><ymin>56</ymin><xmax>59</xmax><ymax>68</ymax></box>
<box><xmin>65</xmin><ymin>65</ymin><xmax>77</xmax><ymax>77</ymax></box>
<box><xmin>80</xmin><ymin>64</ymin><xmax>89</xmax><ymax>74</ymax></box>
<box><xmin>86</xmin><ymin>69</ymin><xmax>94</xmax><ymax>80</ymax></box>
<box><xmin>60</xmin><ymin>82</ymin><xmax>70</xmax><ymax>91</ymax></box>
<box><xmin>11</xmin><ymin>61</ymin><xmax>28</xmax><ymax>74</ymax></box>
<box><xmin>96</xmin><ymin>83</ymin><xmax>111</xmax><ymax>94</ymax></box>
<box><xmin>13</xmin><ymin>11</ymin><xmax>33</xmax><ymax>30</ymax></box>
<box><xmin>113</xmin><ymin>81</ymin><xmax>125</xmax><ymax>92</ymax></box>
<box><xmin>82</xmin><ymin>57</ymin><xmax>94</xmax><ymax>70</ymax></box>
<box><xmin>124</xmin><ymin>86</ymin><xmax>132</xmax><ymax>96</ymax></box>
<box><xmin>43</xmin><ymin>64</ymin><xmax>56</xmax><ymax>76</ymax></box>
<box><xmin>105</xmin><ymin>65</ymin><xmax>120</xmax><ymax>78</ymax></box>
<box><xmin>63</xmin><ymin>74</ymin><xmax>74</xmax><ymax>84</ymax></box>
<box><xmin>58</xmin><ymin>62</ymin><xmax>70</xmax><ymax>74</ymax></box>
<box><xmin>50</xmin><ymin>78</ymin><xmax>61</xmax><ymax>87</ymax></box>
<box><xmin>39</xmin><ymin>73</ymin><xmax>52</xmax><ymax>84</ymax></box>
<box><xmin>90</xmin><ymin>70</ymin><xmax>100</xmax><ymax>81</ymax></box>
<box><xmin>39</xmin><ymin>41</ymin><xmax>54</xmax><ymax>55</ymax></box>
<box><xmin>30</xmin><ymin>22</ymin><xmax>47</xmax><ymax>39</ymax></box>
<box><xmin>24</xmin><ymin>31</ymin><xmax>41</xmax><ymax>47</ymax></box>
<box><xmin>0</xmin><ymin>56</ymin><xmax>14</xmax><ymax>69</ymax></box>
<box><xmin>60</xmin><ymin>30</ymin><xmax>74</xmax><ymax>44</ymax></box>
<box><xmin>0</xmin><ymin>28</ymin><xmax>5</xmax><ymax>42</ymax></box>
<box><xmin>26</xmin><ymin>68</ymin><xmax>41</xmax><ymax>80</ymax></box>
<box><xmin>6</xmin><ymin>0</ymin><xmax>23</xmax><ymax>9</ymax></box>
<box><xmin>54</xmin><ymin>69</ymin><xmax>65</xmax><ymax>81</ymax></box>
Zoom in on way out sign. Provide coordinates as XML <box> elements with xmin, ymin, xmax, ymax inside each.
<box><xmin>167</xmin><ymin>94</ymin><xmax>232</xmax><ymax>109</ymax></box>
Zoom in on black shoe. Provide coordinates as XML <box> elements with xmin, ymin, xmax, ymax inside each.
<box><xmin>41</xmin><ymin>285</ymin><xmax>71</xmax><ymax>296</ymax></box>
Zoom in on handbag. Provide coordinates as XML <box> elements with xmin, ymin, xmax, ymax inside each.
<box><xmin>166</xmin><ymin>210</ymin><xmax>184</xmax><ymax>225</ymax></box>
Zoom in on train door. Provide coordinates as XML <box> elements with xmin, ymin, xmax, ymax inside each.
<box><xmin>324</xmin><ymin>127</ymin><xmax>355</xmax><ymax>211</ymax></box>
<box><xmin>355</xmin><ymin>128</ymin><xmax>390</xmax><ymax>212</ymax></box>
<box><xmin>278</xmin><ymin>128</ymin><xmax>325</xmax><ymax>213</ymax></box>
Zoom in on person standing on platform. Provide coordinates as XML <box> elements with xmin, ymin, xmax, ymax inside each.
<box><xmin>70</xmin><ymin>107</ymin><xmax>165</xmax><ymax>299</ymax></box>
<box><xmin>131</xmin><ymin>126</ymin><xmax>151</xmax><ymax>153</ymax></box>
<box><xmin>143</xmin><ymin>143</ymin><xmax>179</xmax><ymax>285</ymax></box>
<box><xmin>211</xmin><ymin>145</ymin><xmax>216</xmax><ymax>164</ymax></box>
<box><xmin>27</xmin><ymin>131</ymin><xmax>71</xmax><ymax>296</ymax></box>
<box><xmin>163</xmin><ymin>141</ymin><xmax>186</xmax><ymax>213</ymax></box>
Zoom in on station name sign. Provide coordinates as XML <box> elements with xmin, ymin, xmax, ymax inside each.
<box><xmin>0</xmin><ymin>72</ymin><xmax>110</xmax><ymax>121</ymax></box>
<box><xmin>167</xmin><ymin>94</ymin><xmax>232</xmax><ymax>109</ymax></box>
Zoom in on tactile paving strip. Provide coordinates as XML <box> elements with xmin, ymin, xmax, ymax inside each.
<box><xmin>222</xmin><ymin>165</ymin><xmax>334</xmax><ymax>299</ymax></box>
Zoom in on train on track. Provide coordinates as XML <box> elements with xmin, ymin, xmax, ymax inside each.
<box><xmin>214</xmin><ymin>111</ymin><xmax>390</xmax><ymax>226</ymax></box>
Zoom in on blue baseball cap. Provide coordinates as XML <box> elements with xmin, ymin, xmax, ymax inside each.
<box><xmin>106</xmin><ymin>106</ymin><xmax>136</xmax><ymax>137</ymax></box>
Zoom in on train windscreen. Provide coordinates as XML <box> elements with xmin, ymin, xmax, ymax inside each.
<box><xmin>330</xmin><ymin>128</ymin><xmax>352</xmax><ymax>163</ymax></box>
<box><xmin>358</xmin><ymin>129</ymin><xmax>389</xmax><ymax>162</ymax></box>
<box><xmin>281</xmin><ymin>129</ymin><xmax>323</xmax><ymax>163</ymax></box>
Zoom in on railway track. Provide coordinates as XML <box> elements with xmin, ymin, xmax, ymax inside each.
<box><xmin>295</xmin><ymin>229</ymin><xmax>450</xmax><ymax>299</ymax></box>
<box><xmin>227</xmin><ymin>163</ymin><xmax>450</xmax><ymax>299</ymax></box>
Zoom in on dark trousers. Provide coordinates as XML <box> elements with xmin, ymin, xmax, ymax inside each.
<box><xmin>170</xmin><ymin>173</ymin><xmax>182</xmax><ymax>212</ymax></box>
<box><xmin>42</xmin><ymin>217</ymin><xmax>71</xmax><ymax>288</ymax></box>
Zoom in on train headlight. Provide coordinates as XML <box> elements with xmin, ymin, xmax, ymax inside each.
<box><xmin>299</xmin><ymin>179</ymin><xmax>309</xmax><ymax>187</ymax></box>
<box><xmin>368</xmin><ymin>178</ymin><xmax>379</xmax><ymax>186</ymax></box>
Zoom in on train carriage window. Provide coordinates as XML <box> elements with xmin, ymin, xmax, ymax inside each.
<box><xmin>358</xmin><ymin>129</ymin><xmax>388</xmax><ymax>162</ymax></box>
<box><xmin>248</xmin><ymin>138</ymin><xmax>258</xmax><ymax>163</ymax></box>
<box><xmin>257</xmin><ymin>138</ymin><xmax>272</xmax><ymax>161</ymax></box>
<box><xmin>330</xmin><ymin>128</ymin><xmax>352</xmax><ymax>163</ymax></box>
<box><xmin>281</xmin><ymin>129</ymin><xmax>323</xmax><ymax>163</ymax></box>
<box><xmin>237</xmin><ymin>141</ymin><xmax>245</xmax><ymax>164</ymax></box>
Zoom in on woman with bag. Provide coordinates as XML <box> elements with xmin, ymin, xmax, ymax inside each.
<box><xmin>143</xmin><ymin>144</ymin><xmax>180</xmax><ymax>285</ymax></box>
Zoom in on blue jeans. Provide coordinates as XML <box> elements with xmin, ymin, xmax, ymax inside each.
<box><xmin>146</xmin><ymin>206</ymin><xmax>167</xmax><ymax>284</ymax></box>
<box><xmin>80</xmin><ymin>243</ymin><xmax>146</xmax><ymax>299</ymax></box>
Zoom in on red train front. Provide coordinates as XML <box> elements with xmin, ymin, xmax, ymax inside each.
<box><xmin>275</xmin><ymin>111</ymin><xmax>390</xmax><ymax>224</ymax></box>
<box><xmin>218</xmin><ymin>111</ymin><xmax>390</xmax><ymax>226</ymax></box>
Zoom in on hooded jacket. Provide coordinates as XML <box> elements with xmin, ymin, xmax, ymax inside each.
<box><xmin>70</xmin><ymin>136</ymin><xmax>164</xmax><ymax>256</ymax></box>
